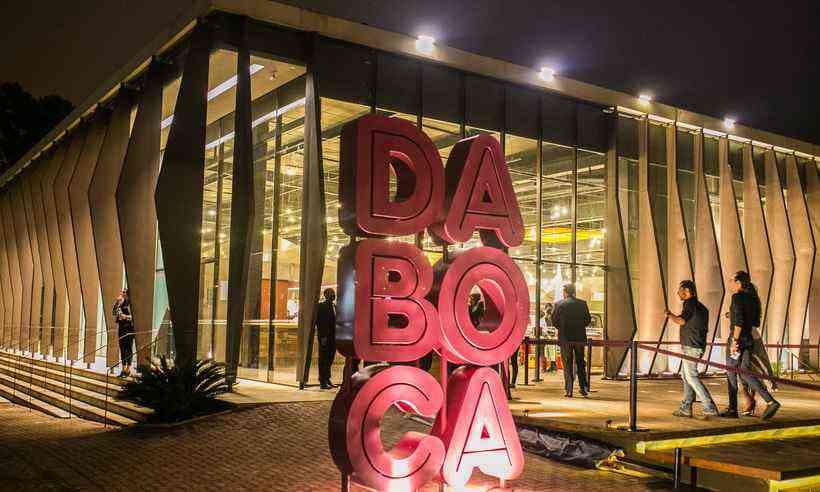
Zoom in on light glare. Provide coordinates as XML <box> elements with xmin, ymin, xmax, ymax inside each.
<box><xmin>639</xmin><ymin>94</ymin><xmax>652</xmax><ymax>103</ymax></box>
<box><xmin>724</xmin><ymin>117</ymin><xmax>736</xmax><ymax>129</ymax></box>
<box><xmin>416</xmin><ymin>35</ymin><xmax>435</xmax><ymax>55</ymax></box>
<box><xmin>539</xmin><ymin>66</ymin><xmax>556</xmax><ymax>82</ymax></box>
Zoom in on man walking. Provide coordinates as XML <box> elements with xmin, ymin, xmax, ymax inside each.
<box><xmin>315</xmin><ymin>288</ymin><xmax>337</xmax><ymax>389</ymax></box>
<box><xmin>551</xmin><ymin>284</ymin><xmax>591</xmax><ymax>397</ymax></box>
<box><xmin>665</xmin><ymin>280</ymin><xmax>719</xmax><ymax>417</ymax></box>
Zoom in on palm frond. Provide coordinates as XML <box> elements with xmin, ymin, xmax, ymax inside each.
<box><xmin>121</xmin><ymin>355</ymin><xmax>231</xmax><ymax>423</ymax></box>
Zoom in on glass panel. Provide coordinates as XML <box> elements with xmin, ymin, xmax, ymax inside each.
<box><xmin>577</xmin><ymin>149</ymin><xmax>605</xmax><ymax>188</ymax></box>
<box><xmin>648</xmin><ymin>123</ymin><xmax>668</xmax><ymax>278</ymax></box>
<box><xmin>270</xmin><ymin>99</ymin><xmax>306</xmax><ymax>384</ymax></box>
<box><xmin>576</xmin><ymin>263</ymin><xmax>605</xmax><ymax>368</ymax></box>
<box><xmin>420</xmin><ymin>116</ymin><xmax>461</xmax><ymax>252</ymax></box>
<box><xmin>703</xmin><ymin>136</ymin><xmax>720</xmax><ymax>242</ymax></box>
<box><xmin>196</xmin><ymin>49</ymin><xmax>238</xmax><ymax>361</ymax></box>
<box><xmin>505</xmin><ymin>134</ymin><xmax>537</xmax><ymax>260</ymax></box>
<box><xmin>541</xmin><ymin>178</ymin><xmax>572</xmax><ymax>263</ymax></box>
<box><xmin>677</xmin><ymin>129</ymin><xmax>696</xmax><ymax>261</ymax></box>
<box><xmin>542</xmin><ymin>142</ymin><xmax>574</xmax><ymax>182</ymax></box>
<box><xmin>318</xmin><ymin>98</ymin><xmax>370</xmax><ymax>384</ymax></box>
<box><xmin>618</xmin><ymin>116</ymin><xmax>640</xmax><ymax>303</ymax></box>
<box><xmin>236</xmin><ymin>56</ymin><xmax>307</xmax><ymax>380</ymax></box>
<box><xmin>515</xmin><ymin>259</ymin><xmax>538</xmax><ymax>330</ymax></box>
<box><xmin>576</xmin><ymin>182</ymin><xmax>605</xmax><ymax>265</ymax></box>
<box><xmin>539</xmin><ymin>261</ymin><xmax>571</xmax><ymax>315</ymax></box>
<box><xmin>728</xmin><ymin>141</ymin><xmax>744</xmax><ymax>233</ymax></box>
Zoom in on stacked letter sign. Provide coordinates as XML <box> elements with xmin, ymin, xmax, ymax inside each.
<box><xmin>329</xmin><ymin>114</ymin><xmax>527</xmax><ymax>491</ymax></box>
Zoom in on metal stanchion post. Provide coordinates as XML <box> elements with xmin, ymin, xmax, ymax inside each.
<box><xmin>629</xmin><ymin>340</ymin><xmax>638</xmax><ymax>432</ymax></box>
<box><xmin>673</xmin><ymin>447</ymin><xmax>682</xmax><ymax>489</ymax></box>
<box><xmin>524</xmin><ymin>337</ymin><xmax>530</xmax><ymax>386</ymax></box>
<box><xmin>586</xmin><ymin>339</ymin><xmax>593</xmax><ymax>392</ymax></box>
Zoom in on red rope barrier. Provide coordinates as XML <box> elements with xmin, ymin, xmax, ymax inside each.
<box><xmin>522</xmin><ymin>337</ymin><xmax>820</xmax><ymax>392</ymax></box>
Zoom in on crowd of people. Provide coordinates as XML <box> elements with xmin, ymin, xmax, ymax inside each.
<box><xmin>109</xmin><ymin>263</ymin><xmax>784</xmax><ymax>423</ymax></box>
<box><xmin>313</xmin><ymin>270</ymin><xmax>783</xmax><ymax>421</ymax></box>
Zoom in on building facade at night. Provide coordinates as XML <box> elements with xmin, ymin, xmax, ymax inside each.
<box><xmin>0</xmin><ymin>0</ymin><xmax>818</xmax><ymax>389</ymax></box>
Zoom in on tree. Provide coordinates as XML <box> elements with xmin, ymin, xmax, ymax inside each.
<box><xmin>0</xmin><ymin>82</ymin><xmax>73</xmax><ymax>173</ymax></box>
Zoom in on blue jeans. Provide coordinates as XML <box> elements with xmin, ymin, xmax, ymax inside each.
<box><xmin>680</xmin><ymin>346</ymin><xmax>716</xmax><ymax>412</ymax></box>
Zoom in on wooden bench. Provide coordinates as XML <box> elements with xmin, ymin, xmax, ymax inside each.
<box><xmin>636</xmin><ymin>425</ymin><xmax>820</xmax><ymax>491</ymax></box>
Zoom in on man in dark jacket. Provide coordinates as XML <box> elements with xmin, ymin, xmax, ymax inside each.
<box><xmin>315</xmin><ymin>288</ymin><xmax>337</xmax><ymax>389</ymax></box>
<box><xmin>551</xmin><ymin>284</ymin><xmax>591</xmax><ymax>397</ymax></box>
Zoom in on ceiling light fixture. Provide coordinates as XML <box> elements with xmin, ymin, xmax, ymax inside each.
<box><xmin>539</xmin><ymin>66</ymin><xmax>556</xmax><ymax>82</ymax></box>
<box><xmin>416</xmin><ymin>35</ymin><xmax>435</xmax><ymax>55</ymax></box>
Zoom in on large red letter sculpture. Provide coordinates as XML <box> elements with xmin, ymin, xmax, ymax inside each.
<box><xmin>433</xmin><ymin>366</ymin><xmax>524</xmax><ymax>487</ymax></box>
<box><xmin>330</xmin><ymin>114</ymin><xmax>527</xmax><ymax>490</ymax></box>
<box><xmin>339</xmin><ymin>113</ymin><xmax>444</xmax><ymax>237</ymax></box>
<box><xmin>335</xmin><ymin>239</ymin><xmax>440</xmax><ymax>362</ymax></box>
<box><xmin>330</xmin><ymin>365</ymin><xmax>445</xmax><ymax>492</ymax></box>
<box><xmin>433</xmin><ymin>246</ymin><xmax>529</xmax><ymax>366</ymax></box>
<box><xmin>430</xmin><ymin>133</ymin><xmax>524</xmax><ymax>248</ymax></box>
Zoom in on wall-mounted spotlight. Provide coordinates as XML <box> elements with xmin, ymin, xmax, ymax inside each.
<box><xmin>639</xmin><ymin>93</ymin><xmax>653</xmax><ymax>103</ymax></box>
<box><xmin>724</xmin><ymin>117</ymin><xmax>736</xmax><ymax>129</ymax></box>
<box><xmin>539</xmin><ymin>66</ymin><xmax>556</xmax><ymax>82</ymax></box>
<box><xmin>416</xmin><ymin>35</ymin><xmax>435</xmax><ymax>55</ymax></box>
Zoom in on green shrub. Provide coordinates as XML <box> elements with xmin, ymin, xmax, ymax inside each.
<box><xmin>121</xmin><ymin>356</ymin><xmax>231</xmax><ymax>423</ymax></box>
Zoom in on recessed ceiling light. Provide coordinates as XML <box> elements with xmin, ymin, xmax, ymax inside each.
<box><xmin>539</xmin><ymin>66</ymin><xmax>556</xmax><ymax>82</ymax></box>
<box><xmin>416</xmin><ymin>35</ymin><xmax>435</xmax><ymax>55</ymax></box>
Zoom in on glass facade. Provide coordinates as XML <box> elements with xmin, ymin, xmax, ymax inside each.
<box><xmin>1</xmin><ymin>11</ymin><xmax>817</xmax><ymax>383</ymax></box>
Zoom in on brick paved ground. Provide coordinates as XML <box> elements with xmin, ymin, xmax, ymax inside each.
<box><xmin>0</xmin><ymin>398</ymin><xmax>677</xmax><ymax>492</ymax></box>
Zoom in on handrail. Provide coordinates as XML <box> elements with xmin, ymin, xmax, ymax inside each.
<box><xmin>104</xmin><ymin>330</ymin><xmax>172</xmax><ymax>428</ymax></box>
<box><xmin>1</xmin><ymin>323</ymin><xmax>162</xmax><ymax>422</ymax></box>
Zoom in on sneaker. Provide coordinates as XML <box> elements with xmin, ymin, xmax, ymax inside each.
<box><xmin>564</xmin><ymin>392</ymin><xmax>572</xmax><ymax>398</ymax></box>
<box><xmin>761</xmin><ymin>401</ymin><xmax>780</xmax><ymax>420</ymax></box>
<box><xmin>718</xmin><ymin>408</ymin><xmax>739</xmax><ymax>418</ymax></box>
<box><xmin>673</xmin><ymin>408</ymin><xmax>693</xmax><ymax>418</ymax></box>
<box><xmin>702</xmin><ymin>406</ymin><xmax>719</xmax><ymax>416</ymax></box>
<box><xmin>579</xmin><ymin>389</ymin><xmax>588</xmax><ymax>397</ymax></box>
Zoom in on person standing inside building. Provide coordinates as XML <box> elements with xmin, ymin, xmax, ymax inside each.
<box><xmin>551</xmin><ymin>284</ymin><xmax>591</xmax><ymax>397</ymax></box>
<box><xmin>720</xmin><ymin>271</ymin><xmax>780</xmax><ymax>420</ymax></box>
<box><xmin>542</xmin><ymin>303</ymin><xmax>558</xmax><ymax>372</ymax></box>
<box><xmin>113</xmin><ymin>289</ymin><xmax>134</xmax><ymax>378</ymax></box>
<box><xmin>664</xmin><ymin>280</ymin><xmax>719</xmax><ymax>417</ymax></box>
<box><xmin>315</xmin><ymin>288</ymin><xmax>337</xmax><ymax>390</ymax></box>
<box><xmin>468</xmin><ymin>293</ymin><xmax>485</xmax><ymax>328</ymax></box>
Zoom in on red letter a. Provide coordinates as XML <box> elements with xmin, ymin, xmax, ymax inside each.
<box><xmin>432</xmin><ymin>366</ymin><xmax>524</xmax><ymax>487</ymax></box>
<box><xmin>430</xmin><ymin>134</ymin><xmax>524</xmax><ymax>247</ymax></box>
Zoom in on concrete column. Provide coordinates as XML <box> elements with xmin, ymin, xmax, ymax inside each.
<box><xmin>692</xmin><ymin>132</ymin><xmax>725</xmax><ymax>369</ymax></box>
<box><xmin>637</xmin><ymin>117</ymin><xmax>667</xmax><ymax>373</ymax></box>
<box><xmin>156</xmin><ymin>24</ymin><xmax>212</xmax><ymax>367</ymax></box>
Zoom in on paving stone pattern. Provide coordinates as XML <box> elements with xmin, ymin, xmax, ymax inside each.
<box><xmin>0</xmin><ymin>400</ymin><xmax>676</xmax><ymax>491</ymax></box>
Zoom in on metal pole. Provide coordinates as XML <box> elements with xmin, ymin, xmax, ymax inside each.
<box><xmin>673</xmin><ymin>447</ymin><xmax>682</xmax><ymax>489</ymax></box>
<box><xmin>629</xmin><ymin>340</ymin><xmax>638</xmax><ymax>432</ymax></box>
<box><xmin>586</xmin><ymin>339</ymin><xmax>593</xmax><ymax>391</ymax></box>
<box><xmin>524</xmin><ymin>337</ymin><xmax>530</xmax><ymax>386</ymax></box>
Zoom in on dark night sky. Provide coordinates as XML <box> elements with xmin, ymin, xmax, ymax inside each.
<box><xmin>1</xmin><ymin>0</ymin><xmax>818</xmax><ymax>145</ymax></box>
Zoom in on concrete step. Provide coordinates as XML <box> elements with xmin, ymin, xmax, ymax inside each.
<box><xmin>0</xmin><ymin>355</ymin><xmax>122</xmax><ymax>397</ymax></box>
<box><xmin>0</xmin><ymin>350</ymin><xmax>126</xmax><ymax>386</ymax></box>
<box><xmin>0</xmin><ymin>361</ymin><xmax>150</xmax><ymax>422</ymax></box>
<box><xmin>0</xmin><ymin>372</ymin><xmax>136</xmax><ymax>426</ymax></box>
<box><xmin>0</xmin><ymin>379</ymin><xmax>71</xmax><ymax>419</ymax></box>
